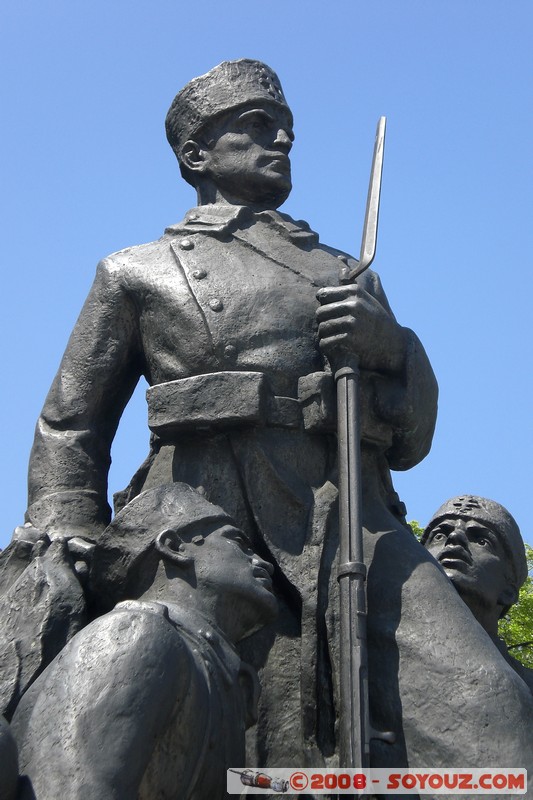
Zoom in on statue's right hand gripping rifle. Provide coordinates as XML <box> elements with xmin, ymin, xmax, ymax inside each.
<box><xmin>336</xmin><ymin>117</ymin><xmax>395</xmax><ymax>780</ymax></box>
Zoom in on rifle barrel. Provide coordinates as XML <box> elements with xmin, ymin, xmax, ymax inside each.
<box><xmin>336</xmin><ymin>117</ymin><xmax>386</xmax><ymax>778</ymax></box>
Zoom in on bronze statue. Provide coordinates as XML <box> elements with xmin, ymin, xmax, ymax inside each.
<box><xmin>11</xmin><ymin>483</ymin><xmax>276</xmax><ymax>800</ymax></box>
<box><xmin>422</xmin><ymin>494</ymin><xmax>533</xmax><ymax>694</ymax></box>
<box><xmin>17</xmin><ymin>59</ymin><xmax>533</xmax><ymax>777</ymax></box>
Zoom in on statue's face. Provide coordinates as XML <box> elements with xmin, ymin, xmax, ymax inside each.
<box><xmin>424</xmin><ymin>517</ymin><xmax>512</xmax><ymax>611</ymax></box>
<box><xmin>201</xmin><ymin>100</ymin><xmax>294</xmax><ymax>208</ymax></box>
<box><xmin>187</xmin><ymin>521</ymin><xmax>277</xmax><ymax>631</ymax></box>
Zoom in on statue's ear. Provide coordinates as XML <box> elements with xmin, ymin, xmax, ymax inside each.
<box><xmin>180</xmin><ymin>139</ymin><xmax>207</xmax><ymax>173</ymax></box>
<box><xmin>155</xmin><ymin>529</ymin><xmax>193</xmax><ymax>567</ymax></box>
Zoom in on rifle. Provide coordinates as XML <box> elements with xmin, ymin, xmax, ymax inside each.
<box><xmin>336</xmin><ymin>117</ymin><xmax>395</xmax><ymax>775</ymax></box>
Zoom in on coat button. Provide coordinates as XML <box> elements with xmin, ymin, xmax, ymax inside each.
<box><xmin>209</xmin><ymin>298</ymin><xmax>223</xmax><ymax>312</ymax></box>
<box><xmin>179</xmin><ymin>238</ymin><xmax>194</xmax><ymax>250</ymax></box>
<box><xmin>224</xmin><ymin>344</ymin><xmax>237</xmax><ymax>360</ymax></box>
<box><xmin>192</xmin><ymin>269</ymin><xmax>207</xmax><ymax>280</ymax></box>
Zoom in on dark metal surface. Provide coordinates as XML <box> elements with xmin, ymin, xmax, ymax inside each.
<box><xmin>336</xmin><ymin>360</ymin><xmax>369</xmax><ymax>769</ymax></box>
<box><xmin>336</xmin><ymin>118</ymin><xmax>387</xmax><ymax>774</ymax></box>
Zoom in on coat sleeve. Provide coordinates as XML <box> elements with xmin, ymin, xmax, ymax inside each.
<box><xmin>360</xmin><ymin>269</ymin><xmax>438</xmax><ymax>471</ymax></box>
<box><xmin>26</xmin><ymin>257</ymin><xmax>144</xmax><ymax>538</ymax></box>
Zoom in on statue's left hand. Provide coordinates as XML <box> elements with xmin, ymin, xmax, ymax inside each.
<box><xmin>316</xmin><ymin>284</ymin><xmax>407</xmax><ymax>373</ymax></box>
<box><xmin>8</xmin><ymin>524</ymin><xmax>95</xmax><ymax>585</ymax></box>
<box><xmin>0</xmin><ymin>529</ymin><xmax>89</xmax><ymax>719</ymax></box>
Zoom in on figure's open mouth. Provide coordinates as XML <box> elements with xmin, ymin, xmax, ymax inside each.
<box><xmin>438</xmin><ymin>547</ymin><xmax>472</xmax><ymax>571</ymax></box>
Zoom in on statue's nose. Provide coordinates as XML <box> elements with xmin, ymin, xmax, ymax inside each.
<box><xmin>274</xmin><ymin>128</ymin><xmax>292</xmax><ymax>151</ymax></box>
<box><xmin>447</xmin><ymin>526</ymin><xmax>469</xmax><ymax>547</ymax></box>
<box><xmin>253</xmin><ymin>556</ymin><xmax>274</xmax><ymax>576</ymax></box>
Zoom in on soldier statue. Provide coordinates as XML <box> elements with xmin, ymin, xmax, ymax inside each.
<box><xmin>16</xmin><ymin>59</ymin><xmax>533</xmax><ymax>777</ymax></box>
<box><xmin>423</xmin><ymin>494</ymin><xmax>533</xmax><ymax>695</ymax></box>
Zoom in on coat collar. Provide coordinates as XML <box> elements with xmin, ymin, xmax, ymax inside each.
<box><xmin>165</xmin><ymin>204</ymin><xmax>319</xmax><ymax>247</ymax></box>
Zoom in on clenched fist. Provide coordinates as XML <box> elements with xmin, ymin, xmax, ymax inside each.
<box><xmin>316</xmin><ymin>284</ymin><xmax>407</xmax><ymax>374</ymax></box>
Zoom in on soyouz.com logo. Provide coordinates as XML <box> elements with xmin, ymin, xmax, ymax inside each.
<box><xmin>227</xmin><ymin>767</ymin><xmax>527</xmax><ymax>794</ymax></box>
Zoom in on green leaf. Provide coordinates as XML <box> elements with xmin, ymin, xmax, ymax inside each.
<box><xmin>499</xmin><ymin>544</ymin><xmax>533</xmax><ymax>668</ymax></box>
<box><xmin>409</xmin><ymin>520</ymin><xmax>423</xmax><ymax>540</ymax></box>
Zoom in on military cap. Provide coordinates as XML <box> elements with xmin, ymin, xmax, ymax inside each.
<box><xmin>165</xmin><ymin>58</ymin><xmax>291</xmax><ymax>156</ymax></box>
<box><xmin>91</xmin><ymin>483</ymin><xmax>234</xmax><ymax>608</ymax></box>
<box><xmin>422</xmin><ymin>495</ymin><xmax>527</xmax><ymax>587</ymax></box>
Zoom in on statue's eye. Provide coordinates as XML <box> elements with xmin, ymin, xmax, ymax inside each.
<box><xmin>226</xmin><ymin>531</ymin><xmax>252</xmax><ymax>551</ymax></box>
<box><xmin>473</xmin><ymin>535</ymin><xmax>495</xmax><ymax>553</ymax></box>
<box><xmin>250</xmin><ymin>116</ymin><xmax>272</xmax><ymax>134</ymax></box>
<box><xmin>469</xmin><ymin>527</ymin><xmax>494</xmax><ymax>550</ymax></box>
<box><xmin>238</xmin><ymin>110</ymin><xmax>273</xmax><ymax>134</ymax></box>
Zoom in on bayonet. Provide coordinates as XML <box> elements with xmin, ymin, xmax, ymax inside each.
<box><xmin>341</xmin><ymin>116</ymin><xmax>386</xmax><ymax>283</ymax></box>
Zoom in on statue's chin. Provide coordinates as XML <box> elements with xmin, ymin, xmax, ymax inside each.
<box><xmin>251</xmin><ymin>183</ymin><xmax>292</xmax><ymax>211</ymax></box>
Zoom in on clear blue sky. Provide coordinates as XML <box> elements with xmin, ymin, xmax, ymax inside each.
<box><xmin>1</xmin><ymin>0</ymin><xmax>532</xmax><ymax>548</ymax></box>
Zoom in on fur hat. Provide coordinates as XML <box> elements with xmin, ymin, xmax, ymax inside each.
<box><xmin>165</xmin><ymin>58</ymin><xmax>291</xmax><ymax>156</ymax></box>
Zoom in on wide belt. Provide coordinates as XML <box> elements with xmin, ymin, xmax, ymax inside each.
<box><xmin>146</xmin><ymin>371</ymin><xmax>337</xmax><ymax>437</ymax></box>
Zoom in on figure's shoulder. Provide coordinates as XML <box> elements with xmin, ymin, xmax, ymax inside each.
<box><xmin>87</xmin><ymin>230</ymin><xmax>191</xmax><ymax>302</ymax></box>
<box><xmin>12</xmin><ymin>601</ymin><xmax>197</xmax><ymax>773</ymax></box>
<box><xmin>75</xmin><ymin>600</ymin><xmax>193</xmax><ymax>675</ymax></box>
<box><xmin>98</xmin><ymin>232</ymin><xmax>176</xmax><ymax>277</ymax></box>
<box><xmin>109</xmin><ymin>600</ymin><xmax>188</xmax><ymax>645</ymax></box>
